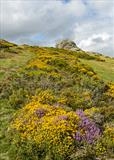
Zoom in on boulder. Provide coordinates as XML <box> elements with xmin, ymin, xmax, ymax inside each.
<box><xmin>56</xmin><ymin>39</ymin><xmax>80</xmax><ymax>51</ymax></box>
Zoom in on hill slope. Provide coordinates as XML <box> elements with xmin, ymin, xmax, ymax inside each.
<box><xmin>80</xmin><ymin>56</ymin><xmax>114</xmax><ymax>82</ymax></box>
<box><xmin>0</xmin><ymin>40</ymin><xmax>114</xmax><ymax>160</ymax></box>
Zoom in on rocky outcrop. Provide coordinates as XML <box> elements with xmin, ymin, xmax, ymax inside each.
<box><xmin>56</xmin><ymin>39</ymin><xmax>80</xmax><ymax>51</ymax></box>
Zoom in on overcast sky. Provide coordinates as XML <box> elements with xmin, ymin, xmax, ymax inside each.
<box><xmin>0</xmin><ymin>0</ymin><xmax>114</xmax><ymax>56</ymax></box>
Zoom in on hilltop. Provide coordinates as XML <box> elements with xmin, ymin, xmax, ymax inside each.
<box><xmin>56</xmin><ymin>39</ymin><xmax>114</xmax><ymax>82</ymax></box>
<box><xmin>0</xmin><ymin>39</ymin><xmax>114</xmax><ymax>160</ymax></box>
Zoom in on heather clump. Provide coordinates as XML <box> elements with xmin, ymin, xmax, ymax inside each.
<box><xmin>75</xmin><ymin>109</ymin><xmax>101</xmax><ymax>144</ymax></box>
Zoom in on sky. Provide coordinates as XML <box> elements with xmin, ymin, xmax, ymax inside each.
<box><xmin>0</xmin><ymin>0</ymin><xmax>114</xmax><ymax>56</ymax></box>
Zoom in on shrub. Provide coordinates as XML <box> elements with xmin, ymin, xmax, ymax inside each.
<box><xmin>9</xmin><ymin>99</ymin><xmax>102</xmax><ymax>160</ymax></box>
<box><xmin>106</xmin><ymin>83</ymin><xmax>114</xmax><ymax>98</ymax></box>
<box><xmin>94</xmin><ymin>123</ymin><xmax>114</xmax><ymax>159</ymax></box>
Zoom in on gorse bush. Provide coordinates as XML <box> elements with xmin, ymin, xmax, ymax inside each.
<box><xmin>10</xmin><ymin>98</ymin><xmax>104</xmax><ymax>160</ymax></box>
<box><xmin>9</xmin><ymin>98</ymin><xmax>114</xmax><ymax>160</ymax></box>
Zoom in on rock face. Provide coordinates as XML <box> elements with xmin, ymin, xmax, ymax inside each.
<box><xmin>56</xmin><ymin>39</ymin><xmax>80</xmax><ymax>51</ymax></box>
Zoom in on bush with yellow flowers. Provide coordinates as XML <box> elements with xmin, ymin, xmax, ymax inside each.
<box><xmin>9</xmin><ymin>97</ymin><xmax>103</xmax><ymax>160</ymax></box>
<box><xmin>106</xmin><ymin>83</ymin><xmax>114</xmax><ymax>98</ymax></box>
<box><xmin>10</xmin><ymin>99</ymin><xmax>78</xmax><ymax>159</ymax></box>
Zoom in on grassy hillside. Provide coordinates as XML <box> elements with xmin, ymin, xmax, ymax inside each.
<box><xmin>80</xmin><ymin>56</ymin><xmax>114</xmax><ymax>82</ymax></box>
<box><xmin>0</xmin><ymin>40</ymin><xmax>114</xmax><ymax>160</ymax></box>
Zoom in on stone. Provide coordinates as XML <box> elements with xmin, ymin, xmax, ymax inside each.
<box><xmin>56</xmin><ymin>39</ymin><xmax>80</xmax><ymax>51</ymax></box>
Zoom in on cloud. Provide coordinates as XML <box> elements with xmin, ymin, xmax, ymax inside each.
<box><xmin>77</xmin><ymin>34</ymin><xmax>113</xmax><ymax>56</ymax></box>
<box><xmin>74</xmin><ymin>18</ymin><xmax>114</xmax><ymax>56</ymax></box>
<box><xmin>86</xmin><ymin>0</ymin><xmax>114</xmax><ymax>18</ymax></box>
<box><xmin>79</xmin><ymin>33</ymin><xmax>111</xmax><ymax>47</ymax></box>
<box><xmin>0</xmin><ymin>0</ymin><xmax>86</xmax><ymax>39</ymax></box>
<box><xmin>78</xmin><ymin>33</ymin><xmax>112</xmax><ymax>52</ymax></box>
<box><xmin>0</xmin><ymin>0</ymin><xmax>114</xmax><ymax>56</ymax></box>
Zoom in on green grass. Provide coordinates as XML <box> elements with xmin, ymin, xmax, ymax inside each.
<box><xmin>80</xmin><ymin>57</ymin><xmax>114</xmax><ymax>82</ymax></box>
<box><xmin>0</xmin><ymin>46</ymin><xmax>35</xmax><ymax>160</ymax></box>
<box><xmin>0</xmin><ymin>100</ymin><xmax>14</xmax><ymax>160</ymax></box>
<box><xmin>0</xmin><ymin>49</ymin><xmax>35</xmax><ymax>81</ymax></box>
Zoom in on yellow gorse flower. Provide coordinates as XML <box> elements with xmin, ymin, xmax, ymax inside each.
<box><xmin>11</xmin><ymin>98</ymin><xmax>80</xmax><ymax>156</ymax></box>
<box><xmin>106</xmin><ymin>83</ymin><xmax>114</xmax><ymax>98</ymax></box>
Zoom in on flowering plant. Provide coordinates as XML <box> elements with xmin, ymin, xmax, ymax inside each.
<box><xmin>75</xmin><ymin>109</ymin><xmax>101</xmax><ymax>144</ymax></box>
<box><xmin>10</xmin><ymin>98</ymin><xmax>102</xmax><ymax>159</ymax></box>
